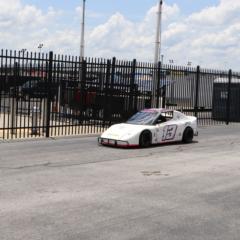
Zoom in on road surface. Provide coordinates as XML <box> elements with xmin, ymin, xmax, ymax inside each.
<box><xmin>1</xmin><ymin>125</ymin><xmax>240</xmax><ymax>240</ymax></box>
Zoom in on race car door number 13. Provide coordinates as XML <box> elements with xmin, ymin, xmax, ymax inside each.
<box><xmin>162</xmin><ymin>125</ymin><xmax>178</xmax><ymax>141</ymax></box>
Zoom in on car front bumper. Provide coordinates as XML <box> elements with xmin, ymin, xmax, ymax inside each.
<box><xmin>98</xmin><ymin>137</ymin><xmax>138</xmax><ymax>148</ymax></box>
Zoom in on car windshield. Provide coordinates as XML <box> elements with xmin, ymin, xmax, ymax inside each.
<box><xmin>126</xmin><ymin>110</ymin><xmax>159</xmax><ymax>125</ymax></box>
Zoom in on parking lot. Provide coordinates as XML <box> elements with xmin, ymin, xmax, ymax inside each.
<box><xmin>1</xmin><ymin>125</ymin><xmax>240</xmax><ymax>240</ymax></box>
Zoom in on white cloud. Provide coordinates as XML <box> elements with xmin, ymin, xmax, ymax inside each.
<box><xmin>176</xmin><ymin>0</ymin><xmax>240</xmax><ymax>69</ymax></box>
<box><xmin>86</xmin><ymin>2</ymin><xmax>181</xmax><ymax>61</ymax></box>
<box><xmin>84</xmin><ymin>0</ymin><xmax>240</xmax><ymax>70</ymax></box>
<box><xmin>188</xmin><ymin>0</ymin><xmax>240</xmax><ymax>26</ymax></box>
<box><xmin>0</xmin><ymin>0</ymin><xmax>239</xmax><ymax>71</ymax></box>
<box><xmin>0</xmin><ymin>0</ymin><xmax>59</xmax><ymax>30</ymax></box>
<box><xmin>0</xmin><ymin>0</ymin><xmax>61</xmax><ymax>51</ymax></box>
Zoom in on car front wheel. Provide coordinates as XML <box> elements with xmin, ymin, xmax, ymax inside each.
<box><xmin>139</xmin><ymin>130</ymin><xmax>152</xmax><ymax>148</ymax></box>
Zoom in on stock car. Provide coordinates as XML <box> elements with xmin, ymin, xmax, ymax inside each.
<box><xmin>98</xmin><ymin>108</ymin><xmax>198</xmax><ymax>148</ymax></box>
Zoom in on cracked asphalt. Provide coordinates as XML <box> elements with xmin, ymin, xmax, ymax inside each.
<box><xmin>1</xmin><ymin>125</ymin><xmax>240</xmax><ymax>240</ymax></box>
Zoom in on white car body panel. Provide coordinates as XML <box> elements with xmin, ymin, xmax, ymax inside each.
<box><xmin>99</xmin><ymin>109</ymin><xmax>197</xmax><ymax>147</ymax></box>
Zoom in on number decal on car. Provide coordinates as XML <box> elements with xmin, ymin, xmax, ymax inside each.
<box><xmin>162</xmin><ymin>125</ymin><xmax>178</xmax><ymax>141</ymax></box>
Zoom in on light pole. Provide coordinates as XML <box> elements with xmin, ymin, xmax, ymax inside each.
<box><xmin>20</xmin><ymin>49</ymin><xmax>27</xmax><ymax>55</ymax></box>
<box><xmin>153</xmin><ymin>0</ymin><xmax>163</xmax><ymax>107</ymax></box>
<box><xmin>154</xmin><ymin>0</ymin><xmax>163</xmax><ymax>64</ymax></box>
<box><xmin>161</xmin><ymin>54</ymin><xmax>164</xmax><ymax>64</ymax></box>
<box><xmin>80</xmin><ymin>0</ymin><xmax>86</xmax><ymax>60</ymax></box>
<box><xmin>38</xmin><ymin>43</ymin><xmax>44</xmax><ymax>54</ymax></box>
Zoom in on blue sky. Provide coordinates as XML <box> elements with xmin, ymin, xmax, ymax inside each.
<box><xmin>0</xmin><ymin>0</ymin><xmax>239</xmax><ymax>70</ymax></box>
<box><xmin>22</xmin><ymin>0</ymin><xmax>219</xmax><ymax>13</ymax></box>
<box><xmin>22</xmin><ymin>0</ymin><xmax>219</xmax><ymax>23</ymax></box>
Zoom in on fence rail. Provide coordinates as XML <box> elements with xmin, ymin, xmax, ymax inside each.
<box><xmin>0</xmin><ymin>49</ymin><xmax>240</xmax><ymax>139</ymax></box>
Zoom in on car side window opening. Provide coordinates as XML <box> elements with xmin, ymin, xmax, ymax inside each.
<box><xmin>155</xmin><ymin>111</ymin><xmax>173</xmax><ymax>124</ymax></box>
<box><xmin>155</xmin><ymin>114</ymin><xmax>167</xmax><ymax>124</ymax></box>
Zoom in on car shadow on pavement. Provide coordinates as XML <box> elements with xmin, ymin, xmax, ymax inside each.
<box><xmin>99</xmin><ymin>140</ymin><xmax>199</xmax><ymax>150</ymax></box>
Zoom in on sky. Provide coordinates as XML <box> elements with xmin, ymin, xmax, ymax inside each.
<box><xmin>0</xmin><ymin>0</ymin><xmax>239</xmax><ymax>71</ymax></box>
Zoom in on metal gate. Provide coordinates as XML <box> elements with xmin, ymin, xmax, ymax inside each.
<box><xmin>162</xmin><ymin>65</ymin><xmax>240</xmax><ymax>125</ymax></box>
<box><xmin>0</xmin><ymin>49</ymin><xmax>239</xmax><ymax>140</ymax></box>
<box><xmin>0</xmin><ymin>50</ymin><xmax>158</xmax><ymax>139</ymax></box>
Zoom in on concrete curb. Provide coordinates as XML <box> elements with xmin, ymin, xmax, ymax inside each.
<box><xmin>0</xmin><ymin>133</ymin><xmax>101</xmax><ymax>144</ymax></box>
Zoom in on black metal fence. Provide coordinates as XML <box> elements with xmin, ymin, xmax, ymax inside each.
<box><xmin>0</xmin><ymin>49</ymin><xmax>240</xmax><ymax>139</ymax></box>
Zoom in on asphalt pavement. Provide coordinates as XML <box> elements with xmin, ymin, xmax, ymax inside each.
<box><xmin>0</xmin><ymin>125</ymin><xmax>240</xmax><ymax>240</ymax></box>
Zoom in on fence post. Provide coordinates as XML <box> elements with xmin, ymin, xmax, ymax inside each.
<box><xmin>161</xmin><ymin>61</ymin><xmax>166</xmax><ymax>108</ymax></box>
<box><xmin>156</xmin><ymin>61</ymin><xmax>161</xmax><ymax>108</ymax></box>
<box><xmin>10</xmin><ymin>62</ymin><xmax>19</xmax><ymax>135</ymax></box>
<box><xmin>10</xmin><ymin>62</ymin><xmax>19</xmax><ymax>134</ymax></box>
<box><xmin>109</xmin><ymin>57</ymin><xmax>116</xmax><ymax>124</ymax></box>
<box><xmin>129</xmin><ymin>59</ymin><xmax>136</xmax><ymax>115</ymax></box>
<box><xmin>226</xmin><ymin>69</ymin><xmax>232</xmax><ymax>125</ymax></box>
<box><xmin>103</xmin><ymin>59</ymin><xmax>111</xmax><ymax>125</ymax></box>
<box><xmin>10</xmin><ymin>87</ymin><xmax>17</xmax><ymax>135</ymax></box>
<box><xmin>45</xmin><ymin>51</ymin><xmax>53</xmax><ymax>138</ymax></box>
<box><xmin>161</xmin><ymin>86</ymin><xmax>166</xmax><ymax>108</ymax></box>
<box><xmin>79</xmin><ymin>60</ymin><xmax>86</xmax><ymax>122</ymax></box>
<box><xmin>194</xmin><ymin>65</ymin><xmax>200</xmax><ymax>118</ymax></box>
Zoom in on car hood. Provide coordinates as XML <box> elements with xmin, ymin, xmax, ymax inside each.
<box><xmin>101</xmin><ymin>123</ymin><xmax>148</xmax><ymax>140</ymax></box>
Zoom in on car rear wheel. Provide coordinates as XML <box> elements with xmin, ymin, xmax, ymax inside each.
<box><xmin>182</xmin><ymin>127</ymin><xmax>194</xmax><ymax>143</ymax></box>
<box><xmin>139</xmin><ymin>130</ymin><xmax>152</xmax><ymax>148</ymax></box>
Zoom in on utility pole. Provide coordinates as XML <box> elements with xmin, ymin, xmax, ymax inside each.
<box><xmin>152</xmin><ymin>0</ymin><xmax>163</xmax><ymax>107</ymax></box>
<box><xmin>80</xmin><ymin>0</ymin><xmax>86</xmax><ymax>60</ymax></box>
<box><xmin>154</xmin><ymin>0</ymin><xmax>163</xmax><ymax>64</ymax></box>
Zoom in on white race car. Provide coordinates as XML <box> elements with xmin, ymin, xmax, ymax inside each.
<box><xmin>98</xmin><ymin>108</ymin><xmax>198</xmax><ymax>148</ymax></box>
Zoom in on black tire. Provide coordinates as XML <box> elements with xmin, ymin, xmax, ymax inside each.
<box><xmin>139</xmin><ymin>130</ymin><xmax>152</xmax><ymax>148</ymax></box>
<box><xmin>182</xmin><ymin>127</ymin><xmax>194</xmax><ymax>143</ymax></box>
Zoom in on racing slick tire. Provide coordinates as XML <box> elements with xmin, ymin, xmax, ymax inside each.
<box><xmin>139</xmin><ymin>130</ymin><xmax>152</xmax><ymax>148</ymax></box>
<box><xmin>182</xmin><ymin>127</ymin><xmax>194</xmax><ymax>143</ymax></box>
